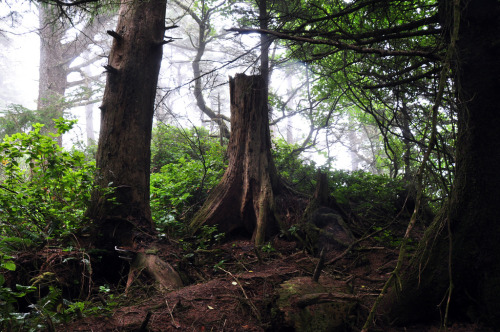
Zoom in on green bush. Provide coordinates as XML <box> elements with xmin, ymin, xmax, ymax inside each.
<box><xmin>0</xmin><ymin>118</ymin><xmax>96</xmax><ymax>242</ymax></box>
<box><xmin>0</xmin><ymin>104</ymin><xmax>58</xmax><ymax>137</ymax></box>
<box><xmin>150</xmin><ymin>124</ymin><xmax>226</xmax><ymax>236</ymax></box>
<box><xmin>272</xmin><ymin>137</ymin><xmax>319</xmax><ymax>193</ymax></box>
<box><xmin>151</xmin><ymin>124</ymin><xmax>222</xmax><ymax>171</ymax></box>
<box><xmin>330</xmin><ymin>170</ymin><xmax>405</xmax><ymax>218</ymax></box>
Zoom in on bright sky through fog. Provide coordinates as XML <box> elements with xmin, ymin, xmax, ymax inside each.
<box><xmin>0</xmin><ymin>1</ymin><xmax>39</xmax><ymax>108</ymax></box>
<box><xmin>0</xmin><ymin>1</ymin><xmax>352</xmax><ymax>170</ymax></box>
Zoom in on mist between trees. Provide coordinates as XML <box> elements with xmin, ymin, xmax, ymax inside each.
<box><xmin>0</xmin><ymin>0</ymin><xmax>499</xmax><ymax>330</ymax></box>
<box><xmin>1</xmin><ymin>0</ymin><xmax>391</xmax><ymax>173</ymax></box>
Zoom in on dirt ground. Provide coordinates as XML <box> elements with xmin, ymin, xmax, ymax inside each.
<box><xmin>46</xmin><ymin>234</ymin><xmax>490</xmax><ymax>332</ymax></box>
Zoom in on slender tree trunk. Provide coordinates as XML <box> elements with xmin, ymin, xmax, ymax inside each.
<box><xmin>82</xmin><ymin>67</ymin><xmax>96</xmax><ymax>144</ymax></box>
<box><xmin>191</xmin><ymin>38</ymin><xmax>230</xmax><ymax>139</ymax></box>
<box><xmin>190</xmin><ymin>74</ymin><xmax>280</xmax><ymax>245</ymax></box>
<box><xmin>347</xmin><ymin>114</ymin><xmax>360</xmax><ymax>171</ymax></box>
<box><xmin>400</xmin><ymin>104</ymin><xmax>413</xmax><ymax>181</ymax></box>
<box><xmin>88</xmin><ymin>0</ymin><xmax>167</xmax><ymax>246</ymax></box>
<box><xmin>385</xmin><ymin>0</ymin><xmax>500</xmax><ymax>326</ymax></box>
<box><xmin>172</xmin><ymin>0</ymin><xmax>230</xmax><ymax>139</ymax></box>
<box><xmin>85</xmin><ymin>103</ymin><xmax>95</xmax><ymax>144</ymax></box>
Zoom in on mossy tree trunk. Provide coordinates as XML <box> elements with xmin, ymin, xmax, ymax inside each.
<box><xmin>385</xmin><ymin>0</ymin><xmax>500</xmax><ymax>326</ymax></box>
<box><xmin>190</xmin><ymin>74</ymin><xmax>280</xmax><ymax>245</ymax></box>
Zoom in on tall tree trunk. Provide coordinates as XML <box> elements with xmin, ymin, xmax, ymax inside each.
<box><xmin>88</xmin><ymin>0</ymin><xmax>167</xmax><ymax>247</ymax></box>
<box><xmin>85</xmin><ymin>103</ymin><xmax>95</xmax><ymax>144</ymax></box>
<box><xmin>86</xmin><ymin>0</ymin><xmax>182</xmax><ymax>290</ymax></box>
<box><xmin>38</xmin><ymin>6</ymin><xmax>68</xmax><ymax>146</ymax></box>
<box><xmin>190</xmin><ymin>74</ymin><xmax>280</xmax><ymax>245</ymax></box>
<box><xmin>385</xmin><ymin>0</ymin><xmax>500</xmax><ymax>326</ymax></box>
<box><xmin>82</xmin><ymin>67</ymin><xmax>96</xmax><ymax>144</ymax></box>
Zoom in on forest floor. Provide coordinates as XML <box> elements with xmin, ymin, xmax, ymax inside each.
<box><xmin>45</xmin><ymin>232</ymin><xmax>488</xmax><ymax>332</ymax></box>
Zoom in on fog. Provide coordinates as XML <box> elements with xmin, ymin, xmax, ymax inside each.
<box><xmin>0</xmin><ymin>1</ymin><xmax>375</xmax><ymax>171</ymax></box>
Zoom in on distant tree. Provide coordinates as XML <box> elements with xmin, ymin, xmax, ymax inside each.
<box><xmin>37</xmin><ymin>4</ymin><xmax>110</xmax><ymax>145</ymax></box>
<box><xmin>171</xmin><ymin>0</ymin><xmax>231</xmax><ymax>139</ymax></box>
<box><xmin>0</xmin><ymin>34</ymin><xmax>17</xmax><ymax>107</ymax></box>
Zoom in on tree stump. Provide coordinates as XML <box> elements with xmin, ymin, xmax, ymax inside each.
<box><xmin>190</xmin><ymin>74</ymin><xmax>281</xmax><ymax>245</ymax></box>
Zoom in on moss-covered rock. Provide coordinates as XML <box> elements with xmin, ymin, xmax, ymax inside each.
<box><xmin>277</xmin><ymin>277</ymin><xmax>356</xmax><ymax>331</ymax></box>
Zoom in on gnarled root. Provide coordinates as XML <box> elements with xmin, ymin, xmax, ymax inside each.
<box><xmin>126</xmin><ymin>252</ymin><xmax>183</xmax><ymax>293</ymax></box>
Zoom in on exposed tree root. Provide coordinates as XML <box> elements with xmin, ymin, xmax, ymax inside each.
<box><xmin>126</xmin><ymin>252</ymin><xmax>183</xmax><ymax>293</ymax></box>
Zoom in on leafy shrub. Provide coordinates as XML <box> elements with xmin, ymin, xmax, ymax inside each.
<box><xmin>0</xmin><ymin>240</ymin><xmax>36</xmax><ymax>331</ymax></box>
<box><xmin>0</xmin><ymin>104</ymin><xmax>58</xmax><ymax>137</ymax></box>
<box><xmin>272</xmin><ymin>137</ymin><xmax>319</xmax><ymax>193</ymax></box>
<box><xmin>151</xmin><ymin>124</ymin><xmax>222</xmax><ymax>171</ymax></box>
<box><xmin>0</xmin><ymin>118</ymin><xmax>96</xmax><ymax>243</ymax></box>
<box><xmin>150</xmin><ymin>124</ymin><xmax>226</xmax><ymax>236</ymax></box>
<box><xmin>330</xmin><ymin>170</ymin><xmax>405</xmax><ymax>218</ymax></box>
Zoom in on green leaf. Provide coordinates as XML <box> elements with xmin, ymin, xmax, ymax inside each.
<box><xmin>1</xmin><ymin>260</ymin><xmax>16</xmax><ymax>271</ymax></box>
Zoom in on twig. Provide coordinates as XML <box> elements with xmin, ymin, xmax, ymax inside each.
<box><xmin>312</xmin><ymin>248</ymin><xmax>325</xmax><ymax>282</ymax></box>
<box><xmin>325</xmin><ymin>225</ymin><xmax>389</xmax><ymax>266</ymax></box>
<box><xmin>217</xmin><ymin>267</ymin><xmax>261</xmax><ymax>322</ymax></box>
<box><xmin>326</xmin><ymin>194</ymin><xmax>410</xmax><ymax>267</ymax></box>
<box><xmin>165</xmin><ymin>299</ymin><xmax>180</xmax><ymax>328</ymax></box>
<box><xmin>138</xmin><ymin>311</ymin><xmax>152</xmax><ymax>332</ymax></box>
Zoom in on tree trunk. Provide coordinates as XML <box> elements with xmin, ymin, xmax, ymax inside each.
<box><xmin>38</xmin><ymin>7</ymin><xmax>106</xmax><ymax>146</ymax></box>
<box><xmin>87</xmin><ymin>0</ymin><xmax>166</xmax><ymax>246</ymax></box>
<box><xmin>86</xmin><ymin>0</ymin><xmax>182</xmax><ymax>291</ymax></box>
<box><xmin>83</xmin><ymin>67</ymin><xmax>96</xmax><ymax>144</ymax></box>
<box><xmin>85</xmin><ymin>102</ymin><xmax>95</xmax><ymax>144</ymax></box>
<box><xmin>38</xmin><ymin>6</ymin><xmax>68</xmax><ymax>146</ymax></box>
<box><xmin>385</xmin><ymin>0</ymin><xmax>500</xmax><ymax>326</ymax></box>
<box><xmin>190</xmin><ymin>74</ymin><xmax>280</xmax><ymax>245</ymax></box>
<box><xmin>347</xmin><ymin>114</ymin><xmax>360</xmax><ymax>171</ymax></box>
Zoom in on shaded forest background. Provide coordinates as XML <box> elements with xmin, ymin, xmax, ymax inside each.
<box><xmin>0</xmin><ymin>0</ymin><xmax>499</xmax><ymax>331</ymax></box>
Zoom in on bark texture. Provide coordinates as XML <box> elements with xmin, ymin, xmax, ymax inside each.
<box><xmin>190</xmin><ymin>74</ymin><xmax>280</xmax><ymax>245</ymax></box>
<box><xmin>88</xmin><ymin>0</ymin><xmax>167</xmax><ymax>247</ymax></box>
<box><xmin>385</xmin><ymin>0</ymin><xmax>500</xmax><ymax>326</ymax></box>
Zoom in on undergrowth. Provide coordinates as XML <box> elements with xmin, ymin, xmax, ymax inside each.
<box><xmin>0</xmin><ymin>120</ymin><xmax>416</xmax><ymax>330</ymax></box>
